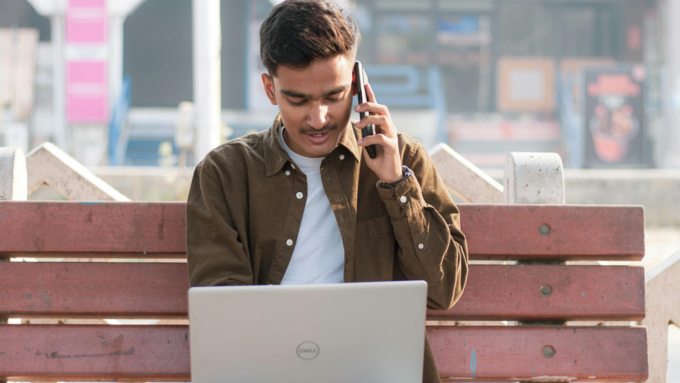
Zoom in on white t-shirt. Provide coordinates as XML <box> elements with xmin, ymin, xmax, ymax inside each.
<box><xmin>278</xmin><ymin>127</ymin><xmax>345</xmax><ymax>285</ymax></box>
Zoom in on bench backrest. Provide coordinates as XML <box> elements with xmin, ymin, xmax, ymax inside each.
<box><xmin>0</xmin><ymin>201</ymin><xmax>648</xmax><ymax>382</ymax></box>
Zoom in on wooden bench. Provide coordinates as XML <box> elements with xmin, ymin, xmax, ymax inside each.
<box><xmin>0</xmin><ymin>201</ymin><xmax>648</xmax><ymax>382</ymax></box>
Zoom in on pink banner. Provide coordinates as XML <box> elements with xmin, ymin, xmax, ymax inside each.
<box><xmin>67</xmin><ymin>61</ymin><xmax>108</xmax><ymax>123</ymax></box>
<box><xmin>66</xmin><ymin>0</ymin><xmax>107</xmax><ymax>44</ymax></box>
<box><xmin>66</xmin><ymin>0</ymin><xmax>108</xmax><ymax>123</ymax></box>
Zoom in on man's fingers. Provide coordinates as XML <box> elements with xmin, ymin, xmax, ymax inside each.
<box><xmin>356</xmin><ymin>114</ymin><xmax>389</xmax><ymax>129</ymax></box>
<box><xmin>357</xmin><ymin>133</ymin><xmax>394</xmax><ymax>149</ymax></box>
<box><xmin>355</xmin><ymin>102</ymin><xmax>390</xmax><ymax>117</ymax></box>
<box><xmin>356</xmin><ymin>113</ymin><xmax>397</xmax><ymax>139</ymax></box>
<box><xmin>366</xmin><ymin>83</ymin><xmax>377</xmax><ymax>104</ymax></box>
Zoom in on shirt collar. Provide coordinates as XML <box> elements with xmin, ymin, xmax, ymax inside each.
<box><xmin>264</xmin><ymin>114</ymin><xmax>363</xmax><ymax>177</ymax></box>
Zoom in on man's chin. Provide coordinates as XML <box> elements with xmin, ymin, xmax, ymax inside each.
<box><xmin>302</xmin><ymin>144</ymin><xmax>334</xmax><ymax>158</ymax></box>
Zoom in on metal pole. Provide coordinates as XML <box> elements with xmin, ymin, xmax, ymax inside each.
<box><xmin>664</xmin><ymin>0</ymin><xmax>680</xmax><ymax>168</ymax></box>
<box><xmin>193</xmin><ymin>0</ymin><xmax>222</xmax><ymax>162</ymax></box>
<box><xmin>109</xmin><ymin>15</ymin><xmax>125</xmax><ymax>112</ymax></box>
<box><xmin>51</xmin><ymin>14</ymin><xmax>68</xmax><ymax>151</ymax></box>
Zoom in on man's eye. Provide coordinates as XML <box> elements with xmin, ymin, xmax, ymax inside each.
<box><xmin>288</xmin><ymin>99</ymin><xmax>305</xmax><ymax>106</ymax></box>
<box><xmin>327</xmin><ymin>96</ymin><xmax>343</xmax><ymax>103</ymax></box>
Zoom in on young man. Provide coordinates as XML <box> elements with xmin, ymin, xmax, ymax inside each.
<box><xmin>186</xmin><ymin>1</ymin><xmax>469</xmax><ymax>381</ymax></box>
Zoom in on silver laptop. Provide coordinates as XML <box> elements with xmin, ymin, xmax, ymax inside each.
<box><xmin>188</xmin><ymin>281</ymin><xmax>428</xmax><ymax>383</ymax></box>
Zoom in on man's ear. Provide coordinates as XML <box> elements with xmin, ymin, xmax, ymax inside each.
<box><xmin>352</xmin><ymin>69</ymin><xmax>358</xmax><ymax>96</ymax></box>
<box><xmin>261</xmin><ymin>73</ymin><xmax>278</xmax><ymax>105</ymax></box>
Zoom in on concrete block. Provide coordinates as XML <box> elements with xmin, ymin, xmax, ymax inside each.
<box><xmin>429</xmin><ymin>143</ymin><xmax>503</xmax><ymax>203</ymax></box>
<box><xmin>503</xmin><ymin>152</ymin><xmax>565</xmax><ymax>205</ymax></box>
<box><xmin>26</xmin><ymin>142</ymin><xmax>129</xmax><ymax>201</ymax></box>
<box><xmin>0</xmin><ymin>147</ymin><xmax>27</xmax><ymax>201</ymax></box>
<box><xmin>642</xmin><ymin>249</ymin><xmax>680</xmax><ymax>383</ymax></box>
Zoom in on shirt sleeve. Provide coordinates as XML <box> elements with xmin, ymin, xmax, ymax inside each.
<box><xmin>376</xmin><ymin>140</ymin><xmax>469</xmax><ymax>311</ymax></box>
<box><xmin>186</xmin><ymin>156</ymin><xmax>254</xmax><ymax>287</ymax></box>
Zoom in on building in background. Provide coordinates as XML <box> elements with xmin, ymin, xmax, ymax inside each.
<box><xmin>351</xmin><ymin>0</ymin><xmax>662</xmax><ymax>168</ymax></box>
<box><xmin>0</xmin><ymin>0</ymin><xmax>672</xmax><ymax>169</ymax></box>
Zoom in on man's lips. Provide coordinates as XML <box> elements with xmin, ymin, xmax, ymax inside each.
<box><xmin>306</xmin><ymin>131</ymin><xmax>332</xmax><ymax>144</ymax></box>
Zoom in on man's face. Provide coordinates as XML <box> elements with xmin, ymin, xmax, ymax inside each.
<box><xmin>262</xmin><ymin>55</ymin><xmax>355</xmax><ymax>158</ymax></box>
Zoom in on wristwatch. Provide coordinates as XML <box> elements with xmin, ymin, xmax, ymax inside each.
<box><xmin>377</xmin><ymin>165</ymin><xmax>412</xmax><ymax>189</ymax></box>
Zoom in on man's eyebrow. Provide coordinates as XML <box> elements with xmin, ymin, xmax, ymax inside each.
<box><xmin>279</xmin><ymin>85</ymin><xmax>350</xmax><ymax>99</ymax></box>
<box><xmin>322</xmin><ymin>85</ymin><xmax>350</xmax><ymax>97</ymax></box>
<box><xmin>280</xmin><ymin>89</ymin><xmax>311</xmax><ymax>99</ymax></box>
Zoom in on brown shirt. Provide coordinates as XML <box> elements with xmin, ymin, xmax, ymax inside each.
<box><xmin>186</xmin><ymin>116</ymin><xmax>469</xmax><ymax>383</ymax></box>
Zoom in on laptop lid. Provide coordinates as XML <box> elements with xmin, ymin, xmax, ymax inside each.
<box><xmin>188</xmin><ymin>281</ymin><xmax>428</xmax><ymax>383</ymax></box>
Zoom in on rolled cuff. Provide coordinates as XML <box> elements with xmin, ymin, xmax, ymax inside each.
<box><xmin>376</xmin><ymin>171</ymin><xmax>426</xmax><ymax>221</ymax></box>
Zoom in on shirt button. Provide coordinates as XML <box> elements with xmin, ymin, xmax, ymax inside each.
<box><xmin>286</xmin><ymin>239</ymin><xmax>293</xmax><ymax>246</ymax></box>
<box><xmin>339</xmin><ymin>154</ymin><xmax>345</xmax><ymax>160</ymax></box>
<box><xmin>296</xmin><ymin>192</ymin><xmax>304</xmax><ymax>199</ymax></box>
<box><xmin>291</xmin><ymin>164</ymin><xmax>296</xmax><ymax>170</ymax></box>
<box><xmin>400</xmin><ymin>196</ymin><xmax>407</xmax><ymax>203</ymax></box>
<box><xmin>285</xmin><ymin>170</ymin><xmax>290</xmax><ymax>176</ymax></box>
<box><xmin>418</xmin><ymin>243</ymin><xmax>424</xmax><ymax>250</ymax></box>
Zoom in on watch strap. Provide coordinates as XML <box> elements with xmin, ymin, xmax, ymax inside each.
<box><xmin>377</xmin><ymin>165</ymin><xmax>412</xmax><ymax>189</ymax></box>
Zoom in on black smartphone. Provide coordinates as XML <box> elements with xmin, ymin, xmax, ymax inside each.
<box><xmin>354</xmin><ymin>61</ymin><xmax>377</xmax><ymax>159</ymax></box>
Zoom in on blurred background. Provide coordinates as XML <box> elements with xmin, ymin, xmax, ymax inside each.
<box><xmin>0</xmin><ymin>0</ymin><xmax>675</xmax><ymax>171</ymax></box>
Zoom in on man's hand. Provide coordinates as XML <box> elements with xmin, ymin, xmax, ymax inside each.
<box><xmin>355</xmin><ymin>83</ymin><xmax>403</xmax><ymax>184</ymax></box>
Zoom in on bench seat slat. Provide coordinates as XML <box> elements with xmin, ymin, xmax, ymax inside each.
<box><xmin>430</xmin><ymin>326</ymin><xmax>648</xmax><ymax>382</ymax></box>
<box><xmin>0</xmin><ymin>325</ymin><xmax>647</xmax><ymax>382</ymax></box>
<box><xmin>431</xmin><ymin>264</ymin><xmax>645</xmax><ymax>321</ymax></box>
<box><xmin>0</xmin><ymin>202</ymin><xmax>644</xmax><ymax>261</ymax></box>
<box><xmin>462</xmin><ymin>204</ymin><xmax>644</xmax><ymax>261</ymax></box>
<box><xmin>0</xmin><ymin>202</ymin><xmax>187</xmax><ymax>258</ymax></box>
<box><xmin>0</xmin><ymin>325</ymin><xmax>189</xmax><ymax>382</ymax></box>
<box><xmin>0</xmin><ymin>263</ymin><xmax>645</xmax><ymax>321</ymax></box>
<box><xmin>0</xmin><ymin>263</ymin><xmax>190</xmax><ymax>319</ymax></box>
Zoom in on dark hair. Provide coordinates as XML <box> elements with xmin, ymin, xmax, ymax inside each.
<box><xmin>260</xmin><ymin>0</ymin><xmax>361</xmax><ymax>76</ymax></box>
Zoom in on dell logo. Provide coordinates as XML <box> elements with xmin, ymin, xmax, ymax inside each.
<box><xmin>296</xmin><ymin>341</ymin><xmax>320</xmax><ymax>360</ymax></box>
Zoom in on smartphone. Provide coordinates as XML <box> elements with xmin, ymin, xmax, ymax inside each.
<box><xmin>354</xmin><ymin>61</ymin><xmax>377</xmax><ymax>159</ymax></box>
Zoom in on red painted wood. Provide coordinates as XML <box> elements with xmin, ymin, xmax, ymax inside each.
<box><xmin>0</xmin><ymin>202</ymin><xmax>186</xmax><ymax>258</ymax></box>
<box><xmin>0</xmin><ymin>325</ymin><xmax>189</xmax><ymax>382</ymax></box>
<box><xmin>461</xmin><ymin>204</ymin><xmax>645</xmax><ymax>261</ymax></box>
<box><xmin>0</xmin><ymin>202</ymin><xmax>644</xmax><ymax>261</ymax></box>
<box><xmin>428</xmin><ymin>326</ymin><xmax>648</xmax><ymax>382</ymax></box>
<box><xmin>428</xmin><ymin>264</ymin><xmax>646</xmax><ymax>321</ymax></box>
<box><xmin>0</xmin><ymin>263</ymin><xmax>189</xmax><ymax>319</ymax></box>
<box><xmin>0</xmin><ymin>263</ymin><xmax>644</xmax><ymax>321</ymax></box>
<box><xmin>0</xmin><ymin>325</ymin><xmax>647</xmax><ymax>382</ymax></box>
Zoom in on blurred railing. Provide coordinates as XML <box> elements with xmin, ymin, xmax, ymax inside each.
<box><xmin>108</xmin><ymin>75</ymin><xmax>132</xmax><ymax>166</ymax></box>
<box><xmin>559</xmin><ymin>73</ymin><xmax>583</xmax><ymax>169</ymax></box>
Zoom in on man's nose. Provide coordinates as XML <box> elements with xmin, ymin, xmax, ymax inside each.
<box><xmin>307</xmin><ymin>102</ymin><xmax>329</xmax><ymax>130</ymax></box>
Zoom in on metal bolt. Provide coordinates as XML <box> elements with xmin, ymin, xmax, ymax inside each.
<box><xmin>540</xmin><ymin>285</ymin><xmax>552</xmax><ymax>296</ymax></box>
<box><xmin>542</xmin><ymin>345</ymin><xmax>555</xmax><ymax>358</ymax></box>
<box><xmin>539</xmin><ymin>224</ymin><xmax>551</xmax><ymax>236</ymax></box>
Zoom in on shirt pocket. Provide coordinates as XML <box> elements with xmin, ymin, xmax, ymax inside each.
<box><xmin>355</xmin><ymin>215</ymin><xmax>395</xmax><ymax>281</ymax></box>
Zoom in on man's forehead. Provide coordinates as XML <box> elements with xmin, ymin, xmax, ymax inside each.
<box><xmin>273</xmin><ymin>56</ymin><xmax>354</xmax><ymax>96</ymax></box>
